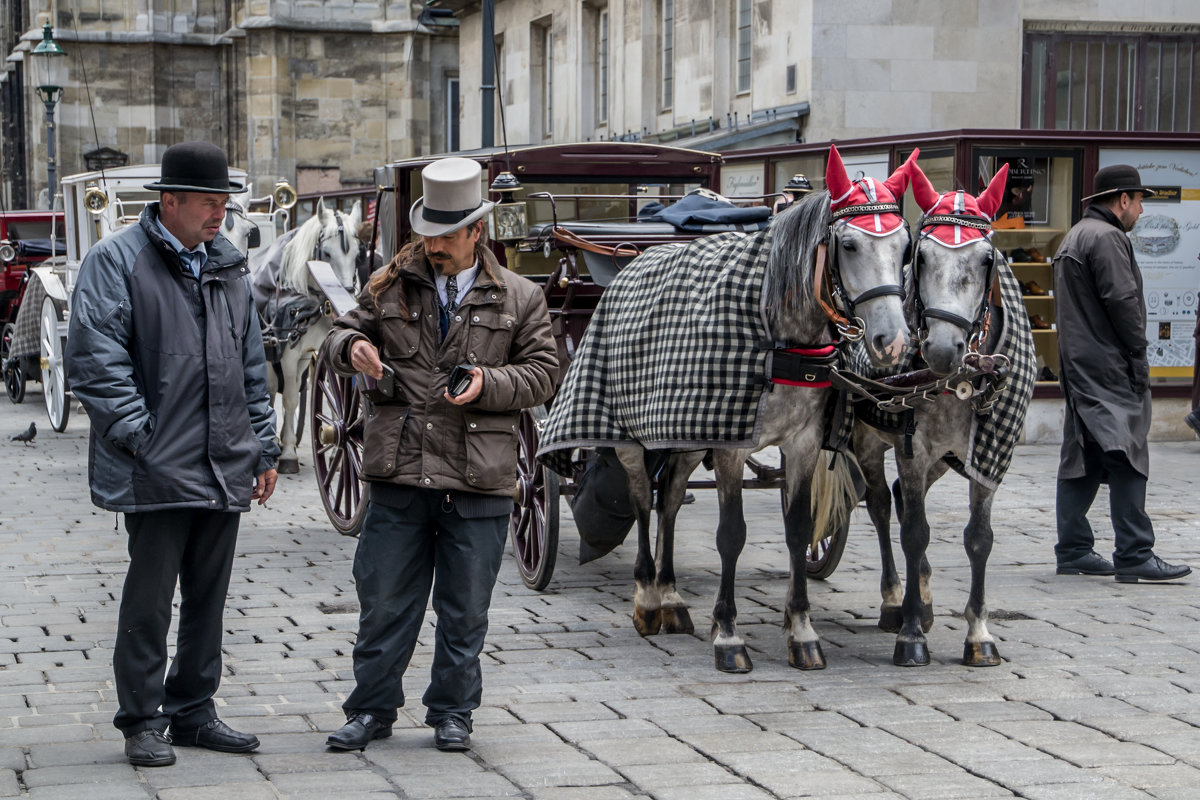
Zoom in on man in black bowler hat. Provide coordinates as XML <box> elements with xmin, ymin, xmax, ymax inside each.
<box><xmin>66</xmin><ymin>141</ymin><xmax>280</xmax><ymax>766</ymax></box>
<box><xmin>1052</xmin><ymin>164</ymin><xmax>1190</xmax><ymax>584</ymax></box>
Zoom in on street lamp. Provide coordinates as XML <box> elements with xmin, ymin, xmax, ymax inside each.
<box><xmin>32</xmin><ymin>22</ymin><xmax>67</xmax><ymax>210</ymax></box>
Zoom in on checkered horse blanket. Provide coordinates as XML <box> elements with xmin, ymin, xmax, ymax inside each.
<box><xmin>847</xmin><ymin>261</ymin><xmax>1036</xmax><ymax>491</ymax></box>
<box><xmin>537</xmin><ymin>229</ymin><xmax>778</xmax><ymax>477</ymax></box>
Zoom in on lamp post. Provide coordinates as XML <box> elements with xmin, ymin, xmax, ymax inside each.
<box><xmin>32</xmin><ymin>22</ymin><xmax>67</xmax><ymax>210</ymax></box>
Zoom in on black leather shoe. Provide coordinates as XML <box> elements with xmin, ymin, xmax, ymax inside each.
<box><xmin>433</xmin><ymin>718</ymin><xmax>470</xmax><ymax>751</ymax></box>
<box><xmin>1056</xmin><ymin>551</ymin><xmax>1115</xmax><ymax>576</ymax></box>
<box><xmin>171</xmin><ymin>718</ymin><xmax>260</xmax><ymax>753</ymax></box>
<box><xmin>326</xmin><ymin>713</ymin><xmax>393</xmax><ymax>751</ymax></box>
<box><xmin>1115</xmin><ymin>555</ymin><xmax>1192</xmax><ymax>584</ymax></box>
<box><xmin>125</xmin><ymin>729</ymin><xmax>176</xmax><ymax>767</ymax></box>
<box><xmin>1186</xmin><ymin>410</ymin><xmax>1200</xmax><ymax>439</ymax></box>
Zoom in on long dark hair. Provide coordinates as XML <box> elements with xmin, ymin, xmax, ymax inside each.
<box><xmin>365</xmin><ymin>220</ymin><xmax>494</xmax><ymax>317</ymax></box>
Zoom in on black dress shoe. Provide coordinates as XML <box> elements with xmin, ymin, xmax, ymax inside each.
<box><xmin>433</xmin><ymin>718</ymin><xmax>470</xmax><ymax>751</ymax></box>
<box><xmin>1056</xmin><ymin>551</ymin><xmax>1114</xmax><ymax>576</ymax></box>
<box><xmin>172</xmin><ymin>718</ymin><xmax>260</xmax><ymax>753</ymax></box>
<box><xmin>326</xmin><ymin>713</ymin><xmax>393</xmax><ymax>751</ymax></box>
<box><xmin>125</xmin><ymin>729</ymin><xmax>176</xmax><ymax>767</ymax></box>
<box><xmin>1115</xmin><ymin>555</ymin><xmax>1192</xmax><ymax>584</ymax></box>
<box><xmin>1185</xmin><ymin>410</ymin><xmax>1200</xmax><ymax>438</ymax></box>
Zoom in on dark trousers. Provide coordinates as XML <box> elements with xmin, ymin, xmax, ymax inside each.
<box><xmin>113</xmin><ymin>509</ymin><xmax>240</xmax><ymax>736</ymax></box>
<box><xmin>343</xmin><ymin>494</ymin><xmax>508</xmax><ymax>729</ymax></box>
<box><xmin>1055</xmin><ymin>436</ymin><xmax>1155</xmax><ymax>569</ymax></box>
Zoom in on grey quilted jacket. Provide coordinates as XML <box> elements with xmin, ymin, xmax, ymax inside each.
<box><xmin>65</xmin><ymin>204</ymin><xmax>279</xmax><ymax>512</ymax></box>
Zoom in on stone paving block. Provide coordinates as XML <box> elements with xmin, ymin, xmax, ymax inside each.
<box><xmin>1095</xmin><ymin>762</ymin><xmax>1200</xmax><ymax>789</ymax></box>
<box><xmin>28</xmin><ymin>785</ymin><xmax>152</xmax><ymax>800</ymax></box>
<box><xmin>0</xmin><ymin>769</ymin><xmax>16</xmax><ymax>798</ymax></box>
<box><xmin>968</xmin><ymin>758</ymin><xmax>1106</xmax><ymax>788</ymax></box>
<box><xmin>508</xmin><ymin>700</ymin><xmax>621</xmax><ymax>724</ymax></box>
<box><xmin>255</xmin><ymin>752</ymin><xmax>377</xmax><ymax>775</ymax></box>
<box><xmin>20</xmin><ymin>763</ymin><xmax>137</xmax><ymax>787</ymax></box>
<box><xmin>935</xmin><ymin>699</ymin><xmax>1056</xmax><ymax>723</ymax></box>
<box><xmin>140</xmin><ymin>757</ymin><xmax>264</xmax><ymax>788</ymax></box>
<box><xmin>156</xmin><ymin>784</ymin><xmax>278</xmax><ymax>800</ymax></box>
<box><xmin>877</xmin><ymin>770</ymin><xmax>1016</xmax><ymax>798</ymax></box>
<box><xmin>270</xmin><ymin>770</ymin><xmax>395</xmax><ymax>794</ymax></box>
<box><xmin>647</xmin><ymin>782</ymin><xmax>777</xmax><ymax>800</ymax></box>
<box><xmin>1013</xmin><ymin>779</ymin><xmax>1161</xmax><ymax>800</ymax></box>
<box><xmin>498</xmin><ymin>758</ymin><xmax>625</xmax><ymax>788</ymax></box>
<box><xmin>525</xmin><ymin>787</ymin><xmax>640</xmax><ymax>800</ymax></box>
<box><xmin>578</xmin><ymin>736</ymin><xmax>706</xmax><ymax>766</ymax></box>
<box><xmin>25</xmin><ymin>740</ymin><xmax>126</xmax><ymax>767</ymax></box>
<box><xmin>1040</xmin><ymin>741</ymin><xmax>1176</xmax><ymax>769</ymax></box>
<box><xmin>383</xmin><ymin>770</ymin><xmax>522</xmax><ymax>797</ymax></box>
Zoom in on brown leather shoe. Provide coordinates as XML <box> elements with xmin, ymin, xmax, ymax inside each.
<box><xmin>1029</xmin><ymin>314</ymin><xmax>1052</xmax><ymax>330</ymax></box>
<box><xmin>1022</xmin><ymin>280</ymin><xmax>1049</xmax><ymax>296</ymax></box>
<box><xmin>1026</xmin><ymin>247</ymin><xmax>1046</xmax><ymax>261</ymax></box>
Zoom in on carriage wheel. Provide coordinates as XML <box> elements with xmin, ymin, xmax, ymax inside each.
<box><xmin>510</xmin><ymin>405</ymin><xmax>559</xmax><ymax>591</ymax></box>
<box><xmin>39</xmin><ymin>298</ymin><xmax>70</xmax><ymax>432</ymax></box>
<box><xmin>310</xmin><ymin>355</ymin><xmax>366</xmax><ymax>536</ymax></box>
<box><xmin>779</xmin><ymin>482</ymin><xmax>850</xmax><ymax>581</ymax></box>
<box><xmin>2</xmin><ymin>323</ymin><xmax>24</xmax><ymax>404</ymax></box>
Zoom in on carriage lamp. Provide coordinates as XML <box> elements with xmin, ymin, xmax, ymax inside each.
<box><xmin>272</xmin><ymin>179</ymin><xmax>298</xmax><ymax>210</ymax></box>
<box><xmin>490</xmin><ymin>171</ymin><xmax>527</xmax><ymax>243</ymax></box>
<box><xmin>0</xmin><ymin>243</ymin><xmax>15</xmax><ymax>264</ymax></box>
<box><xmin>32</xmin><ymin>22</ymin><xmax>68</xmax><ymax>211</ymax></box>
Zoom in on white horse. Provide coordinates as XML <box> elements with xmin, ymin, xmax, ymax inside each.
<box><xmin>251</xmin><ymin>199</ymin><xmax>361</xmax><ymax>473</ymax></box>
<box><xmin>221</xmin><ymin>192</ymin><xmax>262</xmax><ymax>257</ymax></box>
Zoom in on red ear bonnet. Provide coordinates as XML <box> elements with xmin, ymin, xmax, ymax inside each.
<box><xmin>827</xmin><ymin>145</ymin><xmax>918</xmax><ymax>236</ymax></box>
<box><xmin>917</xmin><ymin>162</ymin><xmax>1009</xmax><ymax>247</ymax></box>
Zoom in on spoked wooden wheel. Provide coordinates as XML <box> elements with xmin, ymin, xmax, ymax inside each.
<box><xmin>310</xmin><ymin>355</ymin><xmax>366</xmax><ymax>536</ymax></box>
<box><xmin>2</xmin><ymin>322</ymin><xmax>24</xmax><ymax>404</ymax></box>
<box><xmin>510</xmin><ymin>405</ymin><xmax>559</xmax><ymax>591</ymax></box>
<box><xmin>39</xmin><ymin>297</ymin><xmax>70</xmax><ymax>432</ymax></box>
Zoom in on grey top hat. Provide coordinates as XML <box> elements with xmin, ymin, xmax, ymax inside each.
<box><xmin>410</xmin><ymin>157</ymin><xmax>496</xmax><ymax>238</ymax></box>
<box><xmin>143</xmin><ymin>141</ymin><xmax>246</xmax><ymax>194</ymax></box>
<box><xmin>1082</xmin><ymin>164</ymin><xmax>1157</xmax><ymax>203</ymax></box>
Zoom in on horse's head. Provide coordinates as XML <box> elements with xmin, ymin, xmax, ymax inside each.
<box><xmin>281</xmin><ymin>199</ymin><xmax>363</xmax><ymax>295</ymax></box>
<box><xmin>908</xmin><ymin>161</ymin><xmax>1009</xmax><ymax>376</ymax></box>
<box><xmin>824</xmin><ymin>145</ymin><xmax>916</xmax><ymax>368</ymax></box>
<box><xmin>221</xmin><ymin>193</ymin><xmax>261</xmax><ymax>257</ymax></box>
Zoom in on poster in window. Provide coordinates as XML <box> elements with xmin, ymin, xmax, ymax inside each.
<box><xmin>1100</xmin><ymin>148</ymin><xmax>1200</xmax><ymax>375</ymax></box>
<box><xmin>982</xmin><ymin>156</ymin><xmax>1052</xmax><ymax>224</ymax></box>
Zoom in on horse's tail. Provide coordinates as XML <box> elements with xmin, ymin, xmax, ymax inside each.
<box><xmin>809</xmin><ymin>450</ymin><xmax>859</xmax><ymax>550</ymax></box>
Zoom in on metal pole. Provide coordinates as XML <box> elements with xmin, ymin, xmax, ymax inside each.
<box><xmin>43</xmin><ymin>98</ymin><xmax>56</xmax><ymax>210</ymax></box>
<box><xmin>481</xmin><ymin>0</ymin><xmax>495</xmax><ymax>149</ymax></box>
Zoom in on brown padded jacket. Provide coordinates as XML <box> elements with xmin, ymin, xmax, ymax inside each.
<box><xmin>324</xmin><ymin>245</ymin><xmax>557</xmax><ymax>496</ymax></box>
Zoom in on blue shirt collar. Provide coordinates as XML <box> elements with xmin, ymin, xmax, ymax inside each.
<box><xmin>154</xmin><ymin>216</ymin><xmax>209</xmax><ymax>277</ymax></box>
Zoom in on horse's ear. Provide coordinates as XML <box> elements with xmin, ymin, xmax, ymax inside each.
<box><xmin>349</xmin><ymin>200</ymin><xmax>363</xmax><ymax>228</ymax></box>
<box><xmin>826</xmin><ymin>145</ymin><xmax>852</xmax><ymax>204</ymax></box>
<box><xmin>883</xmin><ymin>147</ymin><xmax>919</xmax><ymax>201</ymax></box>
<box><xmin>317</xmin><ymin>198</ymin><xmax>329</xmax><ymax>222</ymax></box>
<box><xmin>909</xmin><ymin>159</ymin><xmax>940</xmax><ymax>213</ymax></box>
<box><xmin>977</xmin><ymin>162</ymin><xmax>1009</xmax><ymax>220</ymax></box>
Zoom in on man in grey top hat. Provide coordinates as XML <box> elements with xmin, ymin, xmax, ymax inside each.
<box><xmin>66</xmin><ymin>141</ymin><xmax>279</xmax><ymax>767</ymax></box>
<box><xmin>1052</xmin><ymin>164</ymin><xmax>1190</xmax><ymax>584</ymax></box>
<box><xmin>322</xmin><ymin>157</ymin><xmax>557</xmax><ymax>753</ymax></box>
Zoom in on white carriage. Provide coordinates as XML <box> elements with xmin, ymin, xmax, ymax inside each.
<box><xmin>8</xmin><ymin>164</ymin><xmax>292</xmax><ymax>432</ymax></box>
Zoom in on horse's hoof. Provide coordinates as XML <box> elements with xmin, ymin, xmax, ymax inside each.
<box><xmin>921</xmin><ymin>604</ymin><xmax>935</xmax><ymax>633</ymax></box>
<box><xmin>893</xmin><ymin>640</ymin><xmax>930</xmax><ymax>667</ymax></box>
<box><xmin>278</xmin><ymin>459</ymin><xmax>299</xmax><ymax>475</ymax></box>
<box><xmin>878</xmin><ymin>606</ymin><xmax>902</xmax><ymax>633</ymax></box>
<box><xmin>633</xmin><ymin>607</ymin><xmax>661</xmax><ymax>637</ymax></box>
<box><xmin>714</xmin><ymin>644</ymin><xmax>753</xmax><ymax>673</ymax></box>
<box><xmin>963</xmin><ymin>641</ymin><xmax>1002</xmax><ymax>667</ymax></box>
<box><xmin>788</xmin><ymin>639</ymin><xmax>827</xmax><ymax>670</ymax></box>
<box><xmin>660</xmin><ymin>606</ymin><xmax>694</xmax><ymax>635</ymax></box>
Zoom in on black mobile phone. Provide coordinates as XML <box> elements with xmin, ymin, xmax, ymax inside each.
<box><xmin>357</xmin><ymin>363</ymin><xmax>396</xmax><ymax>403</ymax></box>
<box><xmin>447</xmin><ymin>363</ymin><xmax>476</xmax><ymax>397</ymax></box>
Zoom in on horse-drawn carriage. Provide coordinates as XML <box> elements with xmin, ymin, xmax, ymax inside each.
<box><xmin>305</xmin><ymin>142</ymin><xmax>856</xmax><ymax>591</ymax></box>
<box><xmin>4</xmin><ymin>164</ymin><xmax>290</xmax><ymax>431</ymax></box>
<box><xmin>0</xmin><ymin>209</ymin><xmax>65</xmax><ymax>404</ymax></box>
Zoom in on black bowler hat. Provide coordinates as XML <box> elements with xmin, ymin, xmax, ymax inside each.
<box><xmin>1082</xmin><ymin>164</ymin><xmax>1156</xmax><ymax>203</ymax></box>
<box><xmin>144</xmin><ymin>141</ymin><xmax>247</xmax><ymax>194</ymax></box>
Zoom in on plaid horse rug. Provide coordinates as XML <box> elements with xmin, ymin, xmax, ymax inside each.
<box><xmin>847</xmin><ymin>261</ymin><xmax>1036</xmax><ymax>491</ymax></box>
<box><xmin>538</xmin><ymin>229</ymin><xmax>778</xmax><ymax>477</ymax></box>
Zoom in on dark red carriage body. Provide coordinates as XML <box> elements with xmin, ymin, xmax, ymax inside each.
<box><xmin>0</xmin><ymin>210</ymin><xmax>66</xmax><ymax>324</ymax></box>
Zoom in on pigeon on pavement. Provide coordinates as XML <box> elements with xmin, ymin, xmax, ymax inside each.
<box><xmin>11</xmin><ymin>421</ymin><xmax>36</xmax><ymax>445</ymax></box>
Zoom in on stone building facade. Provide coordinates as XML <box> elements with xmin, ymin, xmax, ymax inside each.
<box><xmin>1</xmin><ymin>0</ymin><xmax>457</xmax><ymax>209</ymax></box>
<box><xmin>449</xmin><ymin>0</ymin><xmax>1198</xmax><ymax>151</ymax></box>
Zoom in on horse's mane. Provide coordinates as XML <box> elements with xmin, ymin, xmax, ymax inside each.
<box><xmin>279</xmin><ymin>211</ymin><xmax>327</xmax><ymax>293</ymax></box>
<box><xmin>764</xmin><ymin>189</ymin><xmax>830</xmax><ymax>324</ymax></box>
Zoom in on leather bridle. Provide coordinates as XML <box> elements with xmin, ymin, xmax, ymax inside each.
<box><xmin>910</xmin><ymin>211</ymin><xmax>999</xmax><ymax>352</ymax></box>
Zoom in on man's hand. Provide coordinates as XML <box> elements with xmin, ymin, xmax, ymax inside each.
<box><xmin>444</xmin><ymin>366</ymin><xmax>483</xmax><ymax>405</ymax></box>
<box><xmin>350</xmin><ymin>339</ymin><xmax>384</xmax><ymax>379</ymax></box>
<box><xmin>252</xmin><ymin>468</ymin><xmax>278</xmax><ymax>505</ymax></box>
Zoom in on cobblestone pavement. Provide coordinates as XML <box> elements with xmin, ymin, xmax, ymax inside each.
<box><xmin>1</xmin><ymin>391</ymin><xmax>1199</xmax><ymax>800</ymax></box>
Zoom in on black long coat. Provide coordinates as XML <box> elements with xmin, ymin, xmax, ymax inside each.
<box><xmin>1054</xmin><ymin>203</ymin><xmax>1151</xmax><ymax>478</ymax></box>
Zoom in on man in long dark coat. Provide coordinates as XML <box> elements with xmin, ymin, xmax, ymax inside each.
<box><xmin>1053</xmin><ymin>164</ymin><xmax>1190</xmax><ymax>584</ymax></box>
